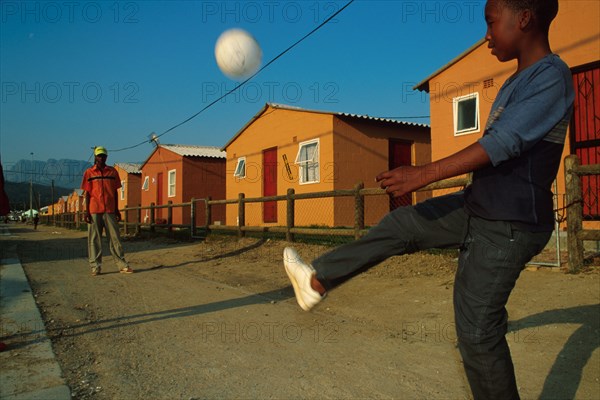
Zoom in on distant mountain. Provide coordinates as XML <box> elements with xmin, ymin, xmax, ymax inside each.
<box><xmin>4</xmin><ymin>159</ymin><xmax>92</xmax><ymax>189</ymax></box>
<box><xmin>4</xmin><ymin>181</ymin><xmax>74</xmax><ymax>210</ymax></box>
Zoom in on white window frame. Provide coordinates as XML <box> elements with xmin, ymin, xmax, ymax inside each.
<box><xmin>120</xmin><ymin>180</ymin><xmax>126</xmax><ymax>200</ymax></box>
<box><xmin>234</xmin><ymin>157</ymin><xmax>246</xmax><ymax>178</ymax></box>
<box><xmin>168</xmin><ymin>169</ymin><xmax>176</xmax><ymax>198</ymax></box>
<box><xmin>142</xmin><ymin>176</ymin><xmax>149</xmax><ymax>191</ymax></box>
<box><xmin>453</xmin><ymin>92</ymin><xmax>480</xmax><ymax>136</ymax></box>
<box><xmin>295</xmin><ymin>139</ymin><xmax>320</xmax><ymax>184</ymax></box>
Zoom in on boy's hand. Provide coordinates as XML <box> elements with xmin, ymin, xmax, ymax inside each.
<box><xmin>376</xmin><ymin>143</ymin><xmax>491</xmax><ymax>198</ymax></box>
<box><xmin>376</xmin><ymin>166</ymin><xmax>427</xmax><ymax>198</ymax></box>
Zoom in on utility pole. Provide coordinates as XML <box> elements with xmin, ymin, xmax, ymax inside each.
<box><xmin>51</xmin><ymin>179</ymin><xmax>55</xmax><ymax>226</ymax></box>
<box><xmin>29</xmin><ymin>152</ymin><xmax>33</xmax><ymax>220</ymax></box>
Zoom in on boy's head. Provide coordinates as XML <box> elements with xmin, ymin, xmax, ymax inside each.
<box><xmin>485</xmin><ymin>0</ymin><xmax>558</xmax><ymax>62</ymax></box>
<box><xmin>500</xmin><ymin>0</ymin><xmax>558</xmax><ymax>33</ymax></box>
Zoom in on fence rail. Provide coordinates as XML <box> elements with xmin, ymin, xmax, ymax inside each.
<box><xmin>205</xmin><ymin>178</ymin><xmax>470</xmax><ymax>241</ymax></box>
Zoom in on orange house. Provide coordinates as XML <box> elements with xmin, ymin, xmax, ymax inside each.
<box><xmin>414</xmin><ymin>0</ymin><xmax>599</xmax><ymax>229</ymax></box>
<box><xmin>222</xmin><ymin>103</ymin><xmax>431</xmax><ymax>228</ymax></box>
<box><xmin>45</xmin><ymin>201</ymin><xmax>60</xmax><ymax>216</ymax></box>
<box><xmin>140</xmin><ymin>144</ymin><xmax>226</xmax><ymax>227</ymax></box>
<box><xmin>67</xmin><ymin>190</ymin><xmax>84</xmax><ymax>214</ymax></box>
<box><xmin>57</xmin><ymin>196</ymin><xmax>68</xmax><ymax>214</ymax></box>
<box><xmin>115</xmin><ymin>163</ymin><xmax>142</xmax><ymax>221</ymax></box>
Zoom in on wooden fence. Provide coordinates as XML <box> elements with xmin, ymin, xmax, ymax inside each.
<box><xmin>564</xmin><ymin>155</ymin><xmax>600</xmax><ymax>272</ymax></box>
<box><xmin>39</xmin><ymin>154</ymin><xmax>599</xmax><ymax>272</ymax></box>
<box><xmin>116</xmin><ymin>177</ymin><xmax>470</xmax><ymax>241</ymax></box>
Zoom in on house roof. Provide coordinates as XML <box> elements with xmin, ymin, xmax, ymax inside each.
<box><xmin>221</xmin><ymin>103</ymin><xmax>430</xmax><ymax>150</ymax></box>
<box><xmin>141</xmin><ymin>144</ymin><xmax>226</xmax><ymax>169</ymax></box>
<box><xmin>413</xmin><ymin>38</ymin><xmax>486</xmax><ymax>93</ymax></box>
<box><xmin>115</xmin><ymin>162</ymin><xmax>142</xmax><ymax>174</ymax></box>
<box><xmin>160</xmin><ymin>144</ymin><xmax>226</xmax><ymax>158</ymax></box>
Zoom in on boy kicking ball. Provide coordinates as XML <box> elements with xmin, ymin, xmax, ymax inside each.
<box><xmin>284</xmin><ymin>1</ymin><xmax>574</xmax><ymax>399</ymax></box>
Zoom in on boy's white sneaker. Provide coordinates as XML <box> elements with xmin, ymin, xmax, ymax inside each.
<box><xmin>283</xmin><ymin>247</ymin><xmax>323</xmax><ymax>311</ymax></box>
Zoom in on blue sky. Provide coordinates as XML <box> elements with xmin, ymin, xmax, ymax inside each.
<box><xmin>1</xmin><ymin>0</ymin><xmax>487</xmax><ymax>169</ymax></box>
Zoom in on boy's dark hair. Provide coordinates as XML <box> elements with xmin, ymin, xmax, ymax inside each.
<box><xmin>502</xmin><ymin>0</ymin><xmax>559</xmax><ymax>32</ymax></box>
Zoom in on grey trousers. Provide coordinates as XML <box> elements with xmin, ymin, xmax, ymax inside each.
<box><xmin>312</xmin><ymin>192</ymin><xmax>551</xmax><ymax>400</ymax></box>
<box><xmin>88</xmin><ymin>213</ymin><xmax>128</xmax><ymax>271</ymax></box>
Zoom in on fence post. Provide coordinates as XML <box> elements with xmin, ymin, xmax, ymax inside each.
<box><xmin>205</xmin><ymin>196</ymin><xmax>212</xmax><ymax>234</ymax></box>
<box><xmin>150</xmin><ymin>202</ymin><xmax>156</xmax><ymax>233</ymax></box>
<box><xmin>286</xmin><ymin>188</ymin><xmax>295</xmax><ymax>242</ymax></box>
<box><xmin>565</xmin><ymin>155</ymin><xmax>584</xmax><ymax>272</ymax></box>
<box><xmin>167</xmin><ymin>201</ymin><xmax>173</xmax><ymax>232</ymax></box>
<box><xmin>354</xmin><ymin>182</ymin><xmax>365</xmax><ymax>240</ymax></box>
<box><xmin>190</xmin><ymin>198</ymin><xmax>197</xmax><ymax>237</ymax></box>
<box><xmin>136</xmin><ymin>204</ymin><xmax>141</xmax><ymax>236</ymax></box>
<box><xmin>238</xmin><ymin>193</ymin><xmax>245</xmax><ymax>238</ymax></box>
<box><xmin>124</xmin><ymin>205</ymin><xmax>129</xmax><ymax>235</ymax></box>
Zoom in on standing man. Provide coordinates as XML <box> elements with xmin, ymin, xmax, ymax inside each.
<box><xmin>81</xmin><ymin>146</ymin><xmax>133</xmax><ymax>276</ymax></box>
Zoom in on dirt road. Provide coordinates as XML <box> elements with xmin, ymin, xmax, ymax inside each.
<box><xmin>1</xmin><ymin>224</ymin><xmax>599</xmax><ymax>399</ymax></box>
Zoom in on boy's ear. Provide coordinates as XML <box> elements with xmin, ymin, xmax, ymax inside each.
<box><xmin>518</xmin><ymin>8</ymin><xmax>533</xmax><ymax>30</ymax></box>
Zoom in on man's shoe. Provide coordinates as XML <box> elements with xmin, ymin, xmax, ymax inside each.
<box><xmin>119</xmin><ymin>267</ymin><xmax>134</xmax><ymax>274</ymax></box>
<box><xmin>91</xmin><ymin>267</ymin><xmax>101</xmax><ymax>276</ymax></box>
<box><xmin>283</xmin><ymin>247</ymin><xmax>323</xmax><ymax>311</ymax></box>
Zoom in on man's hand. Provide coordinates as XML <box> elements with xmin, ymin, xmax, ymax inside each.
<box><xmin>84</xmin><ymin>212</ymin><xmax>92</xmax><ymax>224</ymax></box>
<box><xmin>115</xmin><ymin>210</ymin><xmax>122</xmax><ymax>222</ymax></box>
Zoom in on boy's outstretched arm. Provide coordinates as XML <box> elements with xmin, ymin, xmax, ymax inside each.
<box><xmin>376</xmin><ymin>142</ymin><xmax>491</xmax><ymax>198</ymax></box>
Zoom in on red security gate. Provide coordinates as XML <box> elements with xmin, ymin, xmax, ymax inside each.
<box><xmin>156</xmin><ymin>172</ymin><xmax>163</xmax><ymax>220</ymax></box>
<box><xmin>570</xmin><ymin>62</ymin><xmax>600</xmax><ymax>220</ymax></box>
<box><xmin>263</xmin><ymin>147</ymin><xmax>278</xmax><ymax>223</ymax></box>
<box><xmin>388</xmin><ymin>139</ymin><xmax>413</xmax><ymax>210</ymax></box>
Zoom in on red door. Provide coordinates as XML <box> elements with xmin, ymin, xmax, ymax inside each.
<box><xmin>263</xmin><ymin>147</ymin><xmax>278</xmax><ymax>223</ymax></box>
<box><xmin>570</xmin><ymin>63</ymin><xmax>599</xmax><ymax>220</ymax></box>
<box><xmin>156</xmin><ymin>172</ymin><xmax>163</xmax><ymax>220</ymax></box>
<box><xmin>389</xmin><ymin>140</ymin><xmax>413</xmax><ymax>210</ymax></box>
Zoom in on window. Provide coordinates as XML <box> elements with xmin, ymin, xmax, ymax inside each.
<box><xmin>142</xmin><ymin>176</ymin><xmax>149</xmax><ymax>191</ymax></box>
<box><xmin>168</xmin><ymin>169</ymin><xmax>176</xmax><ymax>197</ymax></box>
<box><xmin>234</xmin><ymin>157</ymin><xmax>246</xmax><ymax>178</ymax></box>
<box><xmin>295</xmin><ymin>139</ymin><xmax>319</xmax><ymax>184</ymax></box>
<box><xmin>120</xmin><ymin>180</ymin><xmax>125</xmax><ymax>200</ymax></box>
<box><xmin>453</xmin><ymin>93</ymin><xmax>480</xmax><ymax>135</ymax></box>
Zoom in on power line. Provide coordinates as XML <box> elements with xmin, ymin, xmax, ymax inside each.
<box><xmin>109</xmin><ymin>0</ymin><xmax>356</xmax><ymax>154</ymax></box>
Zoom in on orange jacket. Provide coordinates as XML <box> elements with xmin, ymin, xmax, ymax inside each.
<box><xmin>81</xmin><ymin>164</ymin><xmax>121</xmax><ymax>214</ymax></box>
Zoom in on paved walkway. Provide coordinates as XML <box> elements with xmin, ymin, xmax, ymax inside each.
<box><xmin>0</xmin><ymin>225</ymin><xmax>70</xmax><ymax>400</ymax></box>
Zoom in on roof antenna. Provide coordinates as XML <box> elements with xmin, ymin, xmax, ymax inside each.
<box><xmin>148</xmin><ymin>132</ymin><xmax>160</xmax><ymax>147</ymax></box>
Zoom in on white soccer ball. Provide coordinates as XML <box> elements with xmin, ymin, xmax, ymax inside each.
<box><xmin>215</xmin><ymin>29</ymin><xmax>262</xmax><ymax>80</ymax></box>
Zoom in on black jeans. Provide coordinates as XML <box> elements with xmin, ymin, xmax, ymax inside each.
<box><xmin>312</xmin><ymin>193</ymin><xmax>551</xmax><ymax>400</ymax></box>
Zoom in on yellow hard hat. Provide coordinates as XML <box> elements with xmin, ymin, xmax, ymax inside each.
<box><xmin>94</xmin><ymin>146</ymin><xmax>108</xmax><ymax>156</ymax></box>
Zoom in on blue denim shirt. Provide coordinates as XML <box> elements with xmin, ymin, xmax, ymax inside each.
<box><xmin>465</xmin><ymin>54</ymin><xmax>575</xmax><ymax>231</ymax></box>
